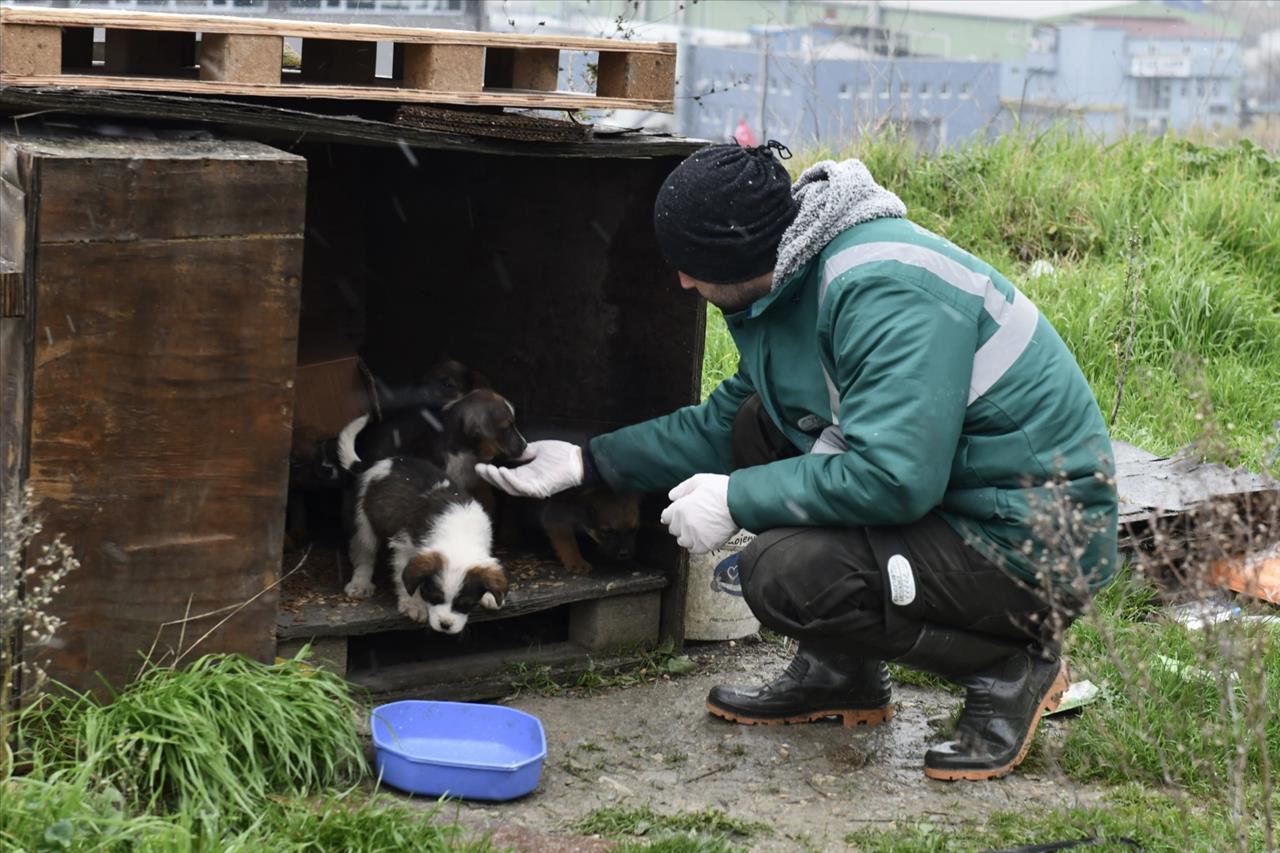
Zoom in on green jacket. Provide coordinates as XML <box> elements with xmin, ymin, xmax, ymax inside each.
<box><xmin>590</xmin><ymin>216</ymin><xmax>1118</xmax><ymax>590</ymax></box>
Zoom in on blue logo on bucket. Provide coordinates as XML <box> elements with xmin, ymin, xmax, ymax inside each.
<box><xmin>710</xmin><ymin>553</ymin><xmax>746</xmax><ymax>598</ymax></box>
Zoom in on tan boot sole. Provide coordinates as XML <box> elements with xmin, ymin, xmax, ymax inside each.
<box><xmin>706</xmin><ymin>700</ymin><xmax>894</xmax><ymax>728</ymax></box>
<box><xmin>923</xmin><ymin>659</ymin><xmax>1070</xmax><ymax>781</ymax></box>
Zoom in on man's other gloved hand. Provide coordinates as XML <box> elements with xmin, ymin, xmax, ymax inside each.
<box><xmin>475</xmin><ymin>440</ymin><xmax>584</xmax><ymax>499</ymax></box>
<box><xmin>660</xmin><ymin>473</ymin><xmax>738</xmax><ymax>555</ymax></box>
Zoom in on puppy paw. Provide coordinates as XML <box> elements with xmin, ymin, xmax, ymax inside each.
<box><xmin>344</xmin><ymin>577</ymin><xmax>376</xmax><ymax>599</ymax></box>
<box><xmin>398</xmin><ymin>595</ymin><xmax>430</xmax><ymax>623</ymax></box>
<box><xmin>562</xmin><ymin>557</ymin><xmax>594</xmax><ymax>575</ymax></box>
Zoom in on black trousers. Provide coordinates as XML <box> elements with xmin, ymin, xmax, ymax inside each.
<box><xmin>730</xmin><ymin>395</ymin><xmax>1072</xmax><ymax>661</ymax></box>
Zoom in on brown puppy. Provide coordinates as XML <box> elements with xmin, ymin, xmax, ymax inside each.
<box><xmin>438</xmin><ymin>389</ymin><xmax>528</xmax><ymax>512</ymax></box>
<box><xmin>539</xmin><ymin>488</ymin><xmax>641</xmax><ymax>574</ymax></box>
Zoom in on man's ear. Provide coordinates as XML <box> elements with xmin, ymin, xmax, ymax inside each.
<box><xmin>403</xmin><ymin>551</ymin><xmax>444</xmax><ymax>597</ymax></box>
<box><xmin>471</xmin><ymin>561</ymin><xmax>508</xmax><ymax>610</ymax></box>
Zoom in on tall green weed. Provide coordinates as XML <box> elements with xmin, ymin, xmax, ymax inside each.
<box><xmin>10</xmin><ymin>651</ymin><xmax>365</xmax><ymax>838</ymax></box>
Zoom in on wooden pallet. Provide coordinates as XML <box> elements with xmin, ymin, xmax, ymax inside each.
<box><xmin>277</xmin><ymin>548</ymin><xmax>669</xmax><ymax>699</ymax></box>
<box><xmin>0</xmin><ymin>6</ymin><xmax>676</xmax><ymax>112</ymax></box>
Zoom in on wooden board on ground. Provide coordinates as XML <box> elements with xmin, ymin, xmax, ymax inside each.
<box><xmin>0</xmin><ymin>6</ymin><xmax>676</xmax><ymax>112</ymax></box>
<box><xmin>1114</xmin><ymin>439</ymin><xmax>1278</xmax><ymax>527</ymax></box>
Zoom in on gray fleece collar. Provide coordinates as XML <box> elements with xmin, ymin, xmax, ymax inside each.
<box><xmin>772</xmin><ymin>159</ymin><xmax>907</xmax><ymax>290</ymax></box>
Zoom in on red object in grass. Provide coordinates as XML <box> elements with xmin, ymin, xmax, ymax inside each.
<box><xmin>1210</xmin><ymin>552</ymin><xmax>1280</xmax><ymax>605</ymax></box>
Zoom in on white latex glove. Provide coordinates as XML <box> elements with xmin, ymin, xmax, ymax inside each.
<box><xmin>660</xmin><ymin>473</ymin><xmax>738</xmax><ymax>555</ymax></box>
<box><xmin>474</xmin><ymin>440</ymin><xmax>584</xmax><ymax>499</ymax></box>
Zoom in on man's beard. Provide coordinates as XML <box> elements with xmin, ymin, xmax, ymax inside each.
<box><xmin>704</xmin><ymin>280</ymin><xmax>768</xmax><ymax>314</ymax></box>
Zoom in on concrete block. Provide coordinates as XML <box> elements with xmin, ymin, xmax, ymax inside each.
<box><xmin>569</xmin><ymin>590</ymin><xmax>661</xmax><ymax>652</ymax></box>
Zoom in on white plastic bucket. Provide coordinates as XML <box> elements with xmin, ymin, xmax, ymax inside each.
<box><xmin>683</xmin><ymin>530</ymin><xmax>761</xmax><ymax>641</ymax></box>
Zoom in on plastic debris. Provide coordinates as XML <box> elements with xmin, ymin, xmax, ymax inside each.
<box><xmin>1043</xmin><ymin>679</ymin><xmax>1100</xmax><ymax>716</ymax></box>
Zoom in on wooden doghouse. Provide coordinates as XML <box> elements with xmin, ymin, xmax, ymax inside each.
<box><xmin>0</xmin><ymin>88</ymin><xmax>704</xmax><ymax>700</ymax></box>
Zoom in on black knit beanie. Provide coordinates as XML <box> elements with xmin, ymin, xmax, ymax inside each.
<box><xmin>653</xmin><ymin>140</ymin><xmax>798</xmax><ymax>285</ymax></box>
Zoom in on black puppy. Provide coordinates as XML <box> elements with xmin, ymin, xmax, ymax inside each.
<box><xmin>355</xmin><ymin>360</ymin><xmax>489</xmax><ymax>463</ymax></box>
<box><xmin>343</xmin><ymin>389</ymin><xmax>527</xmax><ymax>512</ymax></box>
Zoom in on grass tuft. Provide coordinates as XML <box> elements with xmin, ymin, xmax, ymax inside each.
<box><xmin>15</xmin><ymin>650</ymin><xmax>365</xmax><ymax>835</ymax></box>
<box><xmin>227</xmin><ymin>795</ymin><xmax>496</xmax><ymax>852</ymax></box>
<box><xmin>845</xmin><ymin>783</ymin><xmax>1276</xmax><ymax>851</ymax></box>
<box><xmin>1057</xmin><ymin>571</ymin><xmax>1280</xmax><ymax>797</ymax></box>
<box><xmin>509</xmin><ymin>640</ymin><xmax>699</xmax><ymax>697</ymax></box>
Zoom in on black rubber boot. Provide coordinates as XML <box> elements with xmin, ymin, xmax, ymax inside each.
<box><xmin>706</xmin><ymin>646</ymin><xmax>894</xmax><ymax>728</ymax></box>
<box><xmin>895</xmin><ymin>625</ymin><xmax>1070</xmax><ymax>781</ymax></box>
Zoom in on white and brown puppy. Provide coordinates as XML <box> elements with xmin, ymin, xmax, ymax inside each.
<box><xmin>337</xmin><ymin>415</ymin><xmax>508</xmax><ymax>634</ymax></box>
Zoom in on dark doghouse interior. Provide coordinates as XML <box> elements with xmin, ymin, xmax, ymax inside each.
<box><xmin>280</xmin><ymin>140</ymin><xmax>699</xmax><ymax>680</ymax></box>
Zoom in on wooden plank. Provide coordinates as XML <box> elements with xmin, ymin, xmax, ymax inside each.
<box><xmin>0</xmin><ymin>6</ymin><xmax>676</xmax><ymax>55</ymax></box>
<box><xmin>350</xmin><ymin>641</ymin><xmax>643</xmax><ymax>698</ymax></box>
<box><xmin>28</xmin><ymin>237</ymin><xmax>303</xmax><ymax>694</ymax></box>
<box><xmin>596</xmin><ymin>51</ymin><xmax>676</xmax><ymax>101</ymax></box>
<box><xmin>0</xmin><ymin>257</ymin><xmax>21</xmax><ymax>317</ymax></box>
<box><xmin>400</xmin><ymin>43</ymin><xmax>483</xmax><ymax>92</ymax></box>
<box><xmin>0</xmin><ymin>142</ymin><xmax>33</xmax><ymax>522</ymax></box>
<box><xmin>0</xmin><ymin>24</ymin><xmax>61</xmax><ymax>77</ymax></box>
<box><xmin>1115</xmin><ymin>451</ymin><xmax>1277</xmax><ymax>517</ymax></box>
<box><xmin>484</xmin><ymin>47</ymin><xmax>560</xmax><ymax>92</ymax></box>
<box><xmin>0</xmin><ymin>87</ymin><xmax>706</xmax><ymax>159</ymax></box>
<box><xmin>0</xmin><ymin>73</ymin><xmax>673</xmax><ymax>112</ymax></box>
<box><xmin>278</xmin><ymin>567</ymin><xmax>668</xmax><ymax>640</ymax></box>
<box><xmin>104</xmin><ymin>28</ymin><xmax>196</xmax><ymax>76</ymax></box>
<box><xmin>28</xmin><ymin>237</ymin><xmax>303</xmax><ymax>693</ymax></box>
<box><xmin>198</xmin><ymin>33</ymin><xmax>282</xmax><ymax>85</ymax></box>
<box><xmin>14</xmin><ymin>136</ymin><xmax>306</xmax><ymax>695</ymax></box>
<box><xmin>0</xmin><ymin>142</ymin><xmax>33</xmax><ymax>555</ymax></box>
<box><xmin>0</xmin><ymin>172</ymin><xmax>27</xmax><ymax>263</ymax></box>
<box><xmin>27</xmin><ymin>137</ymin><xmax>306</xmax><ymax>242</ymax></box>
<box><xmin>366</xmin><ymin>649</ymin><xmax>645</xmax><ymax>702</ymax></box>
<box><xmin>1111</xmin><ymin>439</ymin><xmax>1160</xmax><ymax>466</ymax></box>
<box><xmin>0</xmin><ymin>311</ymin><xmax>26</xmax><ymax>508</ymax></box>
<box><xmin>299</xmin><ymin>38</ymin><xmax>375</xmax><ymax>84</ymax></box>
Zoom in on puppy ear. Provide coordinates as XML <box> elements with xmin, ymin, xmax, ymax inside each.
<box><xmin>452</xmin><ymin>394</ymin><xmax>485</xmax><ymax>439</ymax></box>
<box><xmin>403</xmin><ymin>551</ymin><xmax>444</xmax><ymax>596</ymax></box>
<box><xmin>471</xmin><ymin>561</ymin><xmax>508</xmax><ymax>610</ymax></box>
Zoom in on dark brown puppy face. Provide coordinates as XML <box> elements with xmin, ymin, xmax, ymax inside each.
<box><xmin>584</xmin><ymin>492</ymin><xmax>641</xmax><ymax>562</ymax></box>
<box><xmin>446</xmin><ymin>389</ymin><xmax>527</xmax><ymax>463</ymax></box>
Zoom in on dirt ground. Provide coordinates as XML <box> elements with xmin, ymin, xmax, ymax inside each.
<box><xmin>390</xmin><ymin>639</ymin><xmax>1104</xmax><ymax>851</ymax></box>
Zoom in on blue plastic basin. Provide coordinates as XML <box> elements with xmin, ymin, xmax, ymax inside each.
<box><xmin>371</xmin><ymin>700</ymin><xmax>546</xmax><ymax>801</ymax></box>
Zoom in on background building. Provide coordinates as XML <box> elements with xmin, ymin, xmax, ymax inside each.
<box><xmin>1004</xmin><ymin>15</ymin><xmax>1241</xmax><ymax>137</ymax></box>
<box><xmin>1</xmin><ymin>0</ymin><xmax>1253</xmax><ymax>146</ymax></box>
